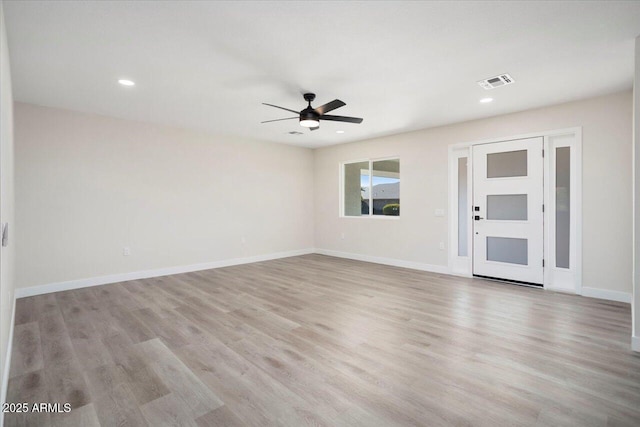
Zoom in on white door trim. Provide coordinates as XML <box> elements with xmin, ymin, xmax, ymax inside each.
<box><xmin>448</xmin><ymin>127</ymin><xmax>582</xmax><ymax>293</ymax></box>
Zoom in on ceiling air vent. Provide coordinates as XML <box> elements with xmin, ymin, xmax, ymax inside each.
<box><xmin>477</xmin><ymin>73</ymin><xmax>515</xmax><ymax>90</ymax></box>
<box><xmin>287</xmin><ymin>131</ymin><xmax>303</xmax><ymax>135</ymax></box>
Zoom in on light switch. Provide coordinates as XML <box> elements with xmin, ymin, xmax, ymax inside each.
<box><xmin>435</xmin><ymin>209</ymin><xmax>445</xmax><ymax>217</ymax></box>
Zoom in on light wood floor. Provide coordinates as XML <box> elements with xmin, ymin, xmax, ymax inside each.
<box><xmin>5</xmin><ymin>254</ymin><xmax>640</xmax><ymax>426</ymax></box>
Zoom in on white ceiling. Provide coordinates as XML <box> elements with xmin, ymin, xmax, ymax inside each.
<box><xmin>4</xmin><ymin>1</ymin><xmax>640</xmax><ymax>148</ymax></box>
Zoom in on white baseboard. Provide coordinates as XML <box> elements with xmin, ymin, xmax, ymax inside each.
<box><xmin>316</xmin><ymin>251</ymin><xmax>631</xmax><ymax>304</ymax></box>
<box><xmin>315</xmin><ymin>251</ymin><xmax>634</xmax><ymax>306</ymax></box>
<box><xmin>1</xmin><ymin>295</ymin><xmax>16</xmax><ymax>425</ymax></box>
<box><xmin>12</xmin><ymin>247</ymin><xmax>631</xmax><ymax>305</ymax></box>
<box><xmin>315</xmin><ymin>248</ymin><xmax>449</xmax><ymax>275</ymax></box>
<box><xmin>580</xmin><ymin>287</ymin><xmax>632</xmax><ymax>304</ymax></box>
<box><xmin>14</xmin><ymin>248</ymin><xmax>316</xmax><ymax>299</ymax></box>
<box><xmin>632</xmin><ymin>336</ymin><xmax>640</xmax><ymax>353</ymax></box>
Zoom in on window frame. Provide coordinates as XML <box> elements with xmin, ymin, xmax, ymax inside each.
<box><xmin>339</xmin><ymin>156</ymin><xmax>401</xmax><ymax>219</ymax></box>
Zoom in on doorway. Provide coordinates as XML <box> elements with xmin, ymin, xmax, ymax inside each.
<box><xmin>449</xmin><ymin>128</ymin><xmax>582</xmax><ymax>293</ymax></box>
<box><xmin>472</xmin><ymin>137</ymin><xmax>544</xmax><ymax>285</ymax></box>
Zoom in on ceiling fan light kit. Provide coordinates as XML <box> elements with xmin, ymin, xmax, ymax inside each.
<box><xmin>262</xmin><ymin>92</ymin><xmax>363</xmax><ymax>131</ymax></box>
<box><xmin>299</xmin><ymin>119</ymin><xmax>320</xmax><ymax>128</ymax></box>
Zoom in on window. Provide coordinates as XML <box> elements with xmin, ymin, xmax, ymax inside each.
<box><xmin>343</xmin><ymin>158</ymin><xmax>400</xmax><ymax>217</ymax></box>
<box><xmin>343</xmin><ymin>161</ymin><xmax>369</xmax><ymax>216</ymax></box>
<box><xmin>457</xmin><ymin>157</ymin><xmax>468</xmax><ymax>256</ymax></box>
<box><xmin>556</xmin><ymin>146</ymin><xmax>570</xmax><ymax>268</ymax></box>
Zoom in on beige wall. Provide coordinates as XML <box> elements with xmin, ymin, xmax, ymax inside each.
<box><xmin>315</xmin><ymin>91</ymin><xmax>633</xmax><ymax>294</ymax></box>
<box><xmin>14</xmin><ymin>103</ymin><xmax>315</xmax><ymax>289</ymax></box>
<box><xmin>12</xmin><ymin>91</ymin><xmax>634</xmax><ymax>298</ymax></box>
<box><xmin>0</xmin><ymin>1</ymin><xmax>16</xmax><ymax>402</ymax></box>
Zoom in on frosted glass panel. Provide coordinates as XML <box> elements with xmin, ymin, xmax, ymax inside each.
<box><xmin>487</xmin><ymin>237</ymin><xmax>528</xmax><ymax>265</ymax></box>
<box><xmin>556</xmin><ymin>147</ymin><xmax>570</xmax><ymax>268</ymax></box>
<box><xmin>487</xmin><ymin>194</ymin><xmax>528</xmax><ymax>220</ymax></box>
<box><xmin>458</xmin><ymin>158</ymin><xmax>468</xmax><ymax>256</ymax></box>
<box><xmin>487</xmin><ymin>150</ymin><xmax>527</xmax><ymax>178</ymax></box>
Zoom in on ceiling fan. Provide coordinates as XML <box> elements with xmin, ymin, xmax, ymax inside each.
<box><xmin>261</xmin><ymin>93</ymin><xmax>363</xmax><ymax>131</ymax></box>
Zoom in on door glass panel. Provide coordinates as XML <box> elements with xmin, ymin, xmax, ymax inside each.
<box><xmin>487</xmin><ymin>237</ymin><xmax>528</xmax><ymax>265</ymax></box>
<box><xmin>458</xmin><ymin>157</ymin><xmax>468</xmax><ymax>256</ymax></box>
<box><xmin>556</xmin><ymin>147</ymin><xmax>570</xmax><ymax>268</ymax></box>
<box><xmin>487</xmin><ymin>150</ymin><xmax>527</xmax><ymax>178</ymax></box>
<box><xmin>486</xmin><ymin>194</ymin><xmax>528</xmax><ymax>220</ymax></box>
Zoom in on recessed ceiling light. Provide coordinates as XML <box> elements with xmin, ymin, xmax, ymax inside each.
<box><xmin>336</xmin><ymin>130</ymin><xmax>345</xmax><ymax>134</ymax></box>
<box><xmin>118</xmin><ymin>79</ymin><xmax>135</xmax><ymax>87</ymax></box>
<box><xmin>480</xmin><ymin>97</ymin><xmax>493</xmax><ymax>103</ymax></box>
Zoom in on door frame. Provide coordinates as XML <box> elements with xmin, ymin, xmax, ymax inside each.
<box><xmin>448</xmin><ymin>127</ymin><xmax>582</xmax><ymax>294</ymax></box>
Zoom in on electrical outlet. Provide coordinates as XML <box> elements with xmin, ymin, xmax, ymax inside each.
<box><xmin>439</xmin><ymin>242</ymin><xmax>445</xmax><ymax>250</ymax></box>
<box><xmin>123</xmin><ymin>247</ymin><xmax>131</xmax><ymax>256</ymax></box>
<box><xmin>340</xmin><ymin>232</ymin><xmax>345</xmax><ymax>240</ymax></box>
<box><xmin>435</xmin><ymin>209</ymin><xmax>445</xmax><ymax>217</ymax></box>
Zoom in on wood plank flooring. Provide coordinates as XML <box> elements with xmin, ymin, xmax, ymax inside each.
<box><xmin>5</xmin><ymin>254</ymin><xmax>640</xmax><ymax>426</ymax></box>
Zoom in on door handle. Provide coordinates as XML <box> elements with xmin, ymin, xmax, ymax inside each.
<box><xmin>474</xmin><ymin>215</ymin><xmax>484</xmax><ymax>221</ymax></box>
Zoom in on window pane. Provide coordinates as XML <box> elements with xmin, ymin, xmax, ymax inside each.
<box><xmin>458</xmin><ymin>157</ymin><xmax>468</xmax><ymax>256</ymax></box>
<box><xmin>487</xmin><ymin>150</ymin><xmax>527</xmax><ymax>178</ymax></box>
<box><xmin>487</xmin><ymin>194</ymin><xmax>528</xmax><ymax>220</ymax></box>
<box><xmin>487</xmin><ymin>237</ymin><xmax>528</xmax><ymax>265</ymax></box>
<box><xmin>344</xmin><ymin>161</ymin><xmax>369</xmax><ymax>216</ymax></box>
<box><xmin>556</xmin><ymin>147</ymin><xmax>570</xmax><ymax>268</ymax></box>
<box><xmin>372</xmin><ymin>159</ymin><xmax>400</xmax><ymax>216</ymax></box>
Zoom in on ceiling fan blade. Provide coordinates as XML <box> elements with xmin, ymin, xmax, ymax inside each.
<box><xmin>314</xmin><ymin>99</ymin><xmax>346</xmax><ymax>115</ymax></box>
<box><xmin>319</xmin><ymin>114</ymin><xmax>363</xmax><ymax>124</ymax></box>
<box><xmin>261</xmin><ymin>117</ymin><xmax>298</xmax><ymax>124</ymax></box>
<box><xmin>310</xmin><ymin>126</ymin><xmax>320</xmax><ymax>131</ymax></box>
<box><xmin>262</xmin><ymin>103</ymin><xmax>300</xmax><ymax>115</ymax></box>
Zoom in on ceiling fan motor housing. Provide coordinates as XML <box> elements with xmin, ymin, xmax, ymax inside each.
<box><xmin>299</xmin><ymin>107</ymin><xmax>320</xmax><ymax>127</ymax></box>
<box><xmin>300</xmin><ymin>93</ymin><xmax>320</xmax><ymax>126</ymax></box>
<box><xmin>300</xmin><ymin>107</ymin><xmax>319</xmax><ymax>121</ymax></box>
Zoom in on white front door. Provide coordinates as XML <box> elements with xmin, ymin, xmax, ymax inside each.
<box><xmin>472</xmin><ymin>137</ymin><xmax>544</xmax><ymax>285</ymax></box>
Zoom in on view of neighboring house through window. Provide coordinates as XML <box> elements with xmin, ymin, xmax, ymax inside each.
<box><xmin>343</xmin><ymin>158</ymin><xmax>400</xmax><ymax>217</ymax></box>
